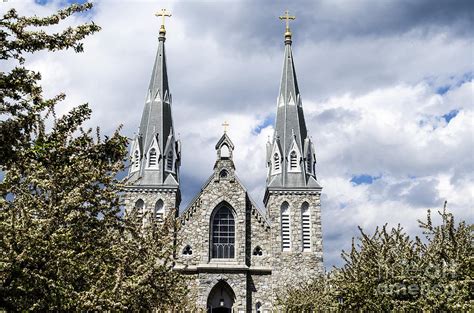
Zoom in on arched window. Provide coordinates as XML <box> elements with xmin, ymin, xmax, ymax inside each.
<box><xmin>155</xmin><ymin>199</ymin><xmax>164</xmax><ymax>220</ymax></box>
<box><xmin>166</xmin><ymin>150</ymin><xmax>173</xmax><ymax>171</ymax></box>
<box><xmin>281</xmin><ymin>202</ymin><xmax>291</xmax><ymax>251</ymax></box>
<box><xmin>290</xmin><ymin>151</ymin><xmax>298</xmax><ymax>170</ymax></box>
<box><xmin>134</xmin><ymin>199</ymin><xmax>144</xmax><ymax>216</ymax></box>
<box><xmin>211</xmin><ymin>206</ymin><xmax>235</xmax><ymax>259</ymax></box>
<box><xmin>148</xmin><ymin>148</ymin><xmax>157</xmax><ymax>167</ymax></box>
<box><xmin>301</xmin><ymin>202</ymin><xmax>311</xmax><ymax>251</ymax></box>
<box><xmin>220</xmin><ymin>144</ymin><xmax>230</xmax><ymax>158</ymax></box>
<box><xmin>256</xmin><ymin>302</ymin><xmax>262</xmax><ymax>313</ymax></box>
<box><xmin>219</xmin><ymin>169</ymin><xmax>228</xmax><ymax>178</ymax></box>
<box><xmin>273</xmin><ymin>153</ymin><xmax>280</xmax><ymax>171</ymax></box>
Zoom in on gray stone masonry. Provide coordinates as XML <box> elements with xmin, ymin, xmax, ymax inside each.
<box><xmin>266</xmin><ymin>191</ymin><xmax>324</xmax><ymax>303</ymax></box>
<box><xmin>122</xmin><ymin>186</ymin><xmax>180</xmax><ymax>221</ymax></box>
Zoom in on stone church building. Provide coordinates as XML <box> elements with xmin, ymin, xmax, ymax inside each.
<box><xmin>122</xmin><ymin>13</ymin><xmax>323</xmax><ymax>312</ymax></box>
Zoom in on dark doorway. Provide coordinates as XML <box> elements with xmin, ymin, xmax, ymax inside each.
<box><xmin>207</xmin><ymin>280</ymin><xmax>235</xmax><ymax>313</ymax></box>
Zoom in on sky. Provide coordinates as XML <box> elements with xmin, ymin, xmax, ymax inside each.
<box><xmin>3</xmin><ymin>0</ymin><xmax>473</xmax><ymax>269</ymax></box>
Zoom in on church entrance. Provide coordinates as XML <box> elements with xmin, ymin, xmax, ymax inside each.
<box><xmin>207</xmin><ymin>280</ymin><xmax>235</xmax><ymax>313</ymax></box>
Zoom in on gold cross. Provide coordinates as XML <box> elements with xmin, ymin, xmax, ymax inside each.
<box><xmin>222</xmin><ymin>121</ymin><xmax>230</xmax><ymax>133</ymax></box>
<box><xmin>279</xmin><ymin>10</ymin><xmax>296</xmax><ymax>31</ymax></box>
<box><xmin>155</xmin><ymin>8</ymin><xmax>172</xmax><ymax>29</ymax></box>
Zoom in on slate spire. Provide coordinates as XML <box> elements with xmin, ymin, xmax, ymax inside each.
<box><xmin>266</xmin><ymin>15</ymin><xmax>320</xmax><ymax>190</ymax></box>
<box><xmin>127</xmin><ymin>12</ymin><xmax>180</xmax><ymax>187</ymax></box>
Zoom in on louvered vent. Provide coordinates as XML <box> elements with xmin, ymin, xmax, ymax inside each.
<box><xmin>290</xmin><ymin>151</ymin><xmax>298</xmax><ymax>169</ymax></box>
<box><xmin>302</xmin><ymin>202</ymin><xmax>311</xmax><ymax>251</ymax></box>
<box><xmin>281</xmin><ymin>202</ymin><xmax>291</xmax><ymax>251</ymax></box>
<box><xmin>148</xmin><ymin>148</ymin><xmax>157</xmax><ymax>167</ymax></box>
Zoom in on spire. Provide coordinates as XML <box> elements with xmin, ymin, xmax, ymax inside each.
<box><xmin>127</xmin><ymin>9</ymin><xmax>180</xmax><ymax>187</ymax></box>
<box><xmin>266</xmin><ymin>11</ymin><xmax>320</xmax><ymax>191</ymax></box>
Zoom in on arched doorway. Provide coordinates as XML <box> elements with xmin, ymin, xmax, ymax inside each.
<box><xmin>207</xmin><ymin>280</ymin><xmax>235</xmax><ymax>313</ymax></box>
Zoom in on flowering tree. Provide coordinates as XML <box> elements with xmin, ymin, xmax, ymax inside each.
<box><xmin>279</xmin><ymin>202</ymin><xmax>473</xmax><ymax>311</ymax></box>
<box><xmin>0</xmin><ymin>4</ymin><xmax>188</xmax><ymax>310</ymax></box>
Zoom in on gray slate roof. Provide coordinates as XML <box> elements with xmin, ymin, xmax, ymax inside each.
<box><xmin>126</xmin><ymin>31</ymin><xmax>180</xmax><ymax>187</ymax></box>
<box><xmin>267</xmin><ymin>33</ymin><xmax>321</xmax><ymax>190</ymax></box>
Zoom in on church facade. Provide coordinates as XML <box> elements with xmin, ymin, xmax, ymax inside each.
<box><xmin>122</xmin><ymin>14</ymin><xmax>323</xmax><ymax>312</ymax></box>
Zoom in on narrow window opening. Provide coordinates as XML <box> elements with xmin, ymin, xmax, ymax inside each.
<box><xmin>220</xmin><ymin>144</ymin><xmax>230</xmax><ymax>158</ymax></box>
<box><xmin>133</xmin><ymin>150</ymin><xmax>140</xmax><ymax>170</ymax></box>
<box><xmin>134</xmin><ymin>199</ymin><xmax>144</xmax><ymax>217</ymax></box>
<box><xmin>166</xmin><ymin>150</ymin><xmax>173</xmax><ymax>171</ymax></box>
<box><xmin>306</xmin><ymin>153</ymin><xmax>312</xmax><ymax>173</ymax></box>
<box><xmin>148</xmin><ymin>148</ymin><xmax>157</xmax><ymax>167</ymax></box>
<box><xmin>155</xmin><ymin>199</ymin><xmax>164</xmax><ymax>220</ymax></box>
<box><xmin>302</xmin><ymin>202</ymin><xmax>311</xmax><ymax>251</ymax></box>
<box><xmin>290</xmin><ymin>151</ymin><xmax>298</xmax><ymax>169</ymax></box>
<box><xmin>273</xmin><ymin>153</ymin><xmax>280</xmax><ymax>171</ymax></box>
<box><xmin>281</xmin><ymin>202</ymin><xmax>291</xmax><ymax>251</ymax></box>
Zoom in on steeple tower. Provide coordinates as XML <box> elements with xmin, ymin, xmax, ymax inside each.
<box><xmin>265</xmin><ymin>12</ymin><xmax>323</xmax><ymax>302</ymax></box>
<box><xmin>265</xmin><ymin>11</ymin><xmax>320</xmax><ymax>194</ymax></box>
<box><xmin>127</xmin><ymin>9</ymin><xmax>180</xmax><ymax>188</ymax></box>
<box><xmin>124</xmin><ymin>9</ymin><xmax>181</xmax><ymax>220</ymax></box>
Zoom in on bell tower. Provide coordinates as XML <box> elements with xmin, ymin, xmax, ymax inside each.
<box><xmin>265</xmin><ymin>11</ymin><xmax>324</xmax><ymax>298</ymax></box>
<box><xmin>123</xmin><ymin>9</ymin><xmax>181</xmax><ymax>222</ymax></box>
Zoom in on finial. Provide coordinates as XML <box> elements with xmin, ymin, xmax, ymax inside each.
<box><xmin>279</xmin><ymin>10</ymin><xmax>296</xmax><ymax>44</ymax></box>
<box><xmin>222</xmin><ymin>121</ymin><xmax>230</xmax><ymax>133</ymax></box>
<box><xmin>155</xmin><ymin>8</ymin><xmax>172</xmax><ymax>38</ymax></box>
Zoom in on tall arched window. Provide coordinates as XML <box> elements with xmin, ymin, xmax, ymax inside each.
<box><xmin>166</xmin><ymin>150</ymin><xmax>173</xmax><ymax>171</ymax></box>
<box><xmin>290</xmin><ymin>151</ymin><xmax>298</xmax><ymax>169</ymax></box>
<box><xmin>273</xmin><ymin>153</ymin><xmax>280</xmax><ymax>171</ymax></box>
<box><xmin>148</xmin><ymin>148</ymin><xmax>157</xmax><ymax>167</ymax></box>
<box><xmin>211</xmin><ymin>206</ymin><xmax>235</xmax><ymax>259</ymax></box>
<box><xmin>281</xmin><ymin>202</ymin><xmax>291</xmax><ymax>251</ymax></box>
<box><xmin>155</xmin><ymin>199</ymin><xmax>164</xmax><ymax>220</ymax></box>
<box><xmin>134</xmin><ymin>199</ymin><xmax>144</xmax><ymax>217</ymax></box>
<box><xmin>301</xmin><ymin>202</ymin><xmax>311</xmax><ymax>251</ymax></box>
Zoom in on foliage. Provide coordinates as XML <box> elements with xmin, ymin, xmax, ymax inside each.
<box><xmin>279</xmin><ymin>202</ymin><xmax>473</xmax><ymax>311</ymax></box>
<box><xmin>0</xmin><ymin>3</ymin><xmax>188</xmax><ymax>310</ymax></box>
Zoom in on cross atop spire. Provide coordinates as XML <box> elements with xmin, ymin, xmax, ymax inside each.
<box><xmin>222</xmin><ymin>121</ymin><xmax>230</xmax><ymax>133</ymax></box>
<box><xmin>155</xmin><ymin>8</ymin><xmax>172</xmax><ymax>37</ymax></box>
<box><xmin>279</xmin><ymin>10</ymin><xmax>296</xmax><ymax>44</ymax></box>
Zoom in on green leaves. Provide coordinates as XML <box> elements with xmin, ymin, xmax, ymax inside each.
<box><xmin>0</xmin><ymin>3</ymin><xmax>188</xmax><ymax>311</ymax></box>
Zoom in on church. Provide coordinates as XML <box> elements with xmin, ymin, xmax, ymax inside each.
<box><xmin>122</xmin><ymin>10</ymin><xmax>324</xmax><ymax>312</ymax></box>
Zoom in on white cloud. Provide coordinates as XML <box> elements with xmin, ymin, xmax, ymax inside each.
<box><xmin>7</xmin><ymin>0</ymin><xmax>473</xmax><ymax>269</ymax></box>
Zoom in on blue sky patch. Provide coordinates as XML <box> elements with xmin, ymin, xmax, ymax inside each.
<box><xmin>252</xmin><ymin>115</ymin><xmax>275</xmax><ymax>135</ymax></box>
<box><xmin>35</xmin><ymin>0</ymin><xmax>93</xmax><ymax>9</ymax></box>
<box><xmin>351</xmin><ymin>174</ymin><xmax>380</xmax><ymax>185</ymax></box>
<box><xmin>436</xmin><ymin>85</ymin><xmax>450</xmax><ymax>95</ymax></box>
<box><xmin>442</xmin><ymin>109</ymin><xmax>459</xmax><ymax>123</ymax></box>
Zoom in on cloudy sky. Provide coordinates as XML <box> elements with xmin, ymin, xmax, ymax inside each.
<box><xmin>5</xmin><ymin>0</ymin><xmax>473</xmax><ymax>269</ymax></box>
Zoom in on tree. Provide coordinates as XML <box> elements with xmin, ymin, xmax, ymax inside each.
<box><xmin>0</xmin><ymin>3</ymin><xmax>188</xmax><ymax>310</ymax></box>
<box><xmin>279</xmin><ymin>202</ymin><xmax>473</xmax><ymax>311</ymax></box>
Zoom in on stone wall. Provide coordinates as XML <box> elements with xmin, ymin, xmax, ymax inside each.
<box><xmin>266</xmin><ymin>191</ymin><xmax>324</xmax><ymax>302</ymax></box>
<box><xmin>122</xmin><ymin>187</ymin><xmax>179</xmax><ymax>220</ymax></box>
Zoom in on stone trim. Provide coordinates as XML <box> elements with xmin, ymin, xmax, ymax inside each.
<box><xmin>174</xmin><ymin>263</ymin><xmax>272</xmax><ymax>274</ymax></box>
